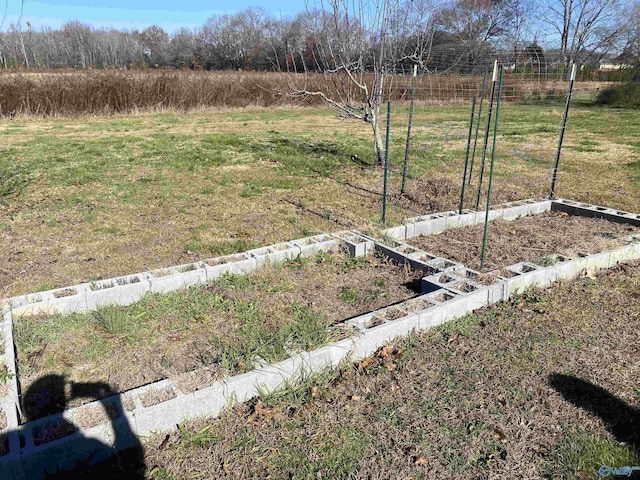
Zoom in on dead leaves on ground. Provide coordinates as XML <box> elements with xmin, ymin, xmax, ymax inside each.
<box><xmin>358</xmin><ymin>344</ymin><xmax>405</xmax><ymax>373</ymax></box>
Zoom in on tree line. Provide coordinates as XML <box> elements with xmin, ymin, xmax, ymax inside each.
<box><xmin>0</xmin><ymin>0</ymin><xmax>637</xmax><ymax>72</ymax></box>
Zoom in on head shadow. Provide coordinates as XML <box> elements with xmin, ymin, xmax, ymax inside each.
<box><xmin>18</xmin><ymin>374</ymin><xmax>146</xmax><ymax>479</ymax></box>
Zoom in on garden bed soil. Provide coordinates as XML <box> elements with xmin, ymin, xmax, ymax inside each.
<box><xmin>405</xmin><ymin>211</ymin><xmax>638</xmax><ymax>271</ymax></box>
<box><xmin>14</xmin><ymin>251</ymin><xmax>425</xmax><ymax>418</ymax></box>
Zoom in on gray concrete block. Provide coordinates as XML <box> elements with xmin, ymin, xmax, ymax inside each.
<box><xmin>350</xmin><ymin>313</ymin><xmax>421</xmax><ymax>361</ymax></box>
<box><xmin>551</xmin><ymin>200</ymin><xmax>640</xmax><ymax>227</ymax></box>
<box><xmin>133</xmin><ymin>384</ymin><xmax>226</xmax><ymax>435</ymax></box>
<box><xmin>502</xmin><ymin>204</ymin><xmax>531</xmax><ymax>221</ymax></box>
<box><xmin>340</xmin><ymin>234</ymin><xmax>375</xmax><ymax>257</ymax></box>
<box><xmin>300</xmin><ymin>339</ymin><xmax>354</xmax><ymax>371</ymax></box>
<box><xmin>247</xmin><ymin>243</ymin><xmax>299</xmax><ymax>266</ymax></box>
<box><xmin>421</xmin><ymin>271</ymin><xmax>466</xmax><ymax>293</ymax></box>
<box><xmin>86</xmin><ymin>273</ymin><xmax>152</xmax><ymax>309</ymax></box>
<box><xmin>609</xmin><ymin>242</ymin><xmax>640</xmax><ymax>266</ymax></box>
<box><xmin>382</xmin><ymin>225</ymin><xmax>407</xmax><ymax>240</ymax></box>
<box><xmin>222</xmin><ymin>355</ymin><xmax>303</xmax><ymax>405</ymax></box>
<box><xmin>582</xmin><ymin>251</ymin><xmax>611</xmax><ymax>274</ymax></box>
<box><xmin>291</xmin><ymin>235</ymin><xmax>340</xmax><ymax>256</ymax></box>
<box><xmin>412</xmin><ymin>215</ymin><xmax>447</xmax><ymax>236</ymax></box>
<box><xmin>1</xmin><ymin>316</ymin><xmax>19</xmax><ymax>425</ymax></box>
<box><xmin>542</xmin><ymin>256</ymin><xmax>583</xmax><ymax>283</ymax></box>
<box><xmin>203</xmin><ymin>254</ymin><xmax>257</xmax><ymax>280</ymax></box>
<box><xmin>148</xmin><ymin>266</ymin><xmax>206</xmax><ymax>294</ymax></box>
<box><xmin>502</xmin><ymin>262</ymin><xmax>550</xmax><ymax>295</ymax></box>
<box><xmin>526</xmin><ymin>199</ymin><xmax>552</xmax><ymax>215</ymax></box>
<box><xmin>0</xmin><ymin>434</ymin><xmax>23</xmax><ymax>480</ymax></box>
<box><xmin>344</xmin><ymin>312</ymin><xmax>374</xmax><ymax>331</ymax></box>
<box><xmin>425</xmin><ymin>257</ymin><xmax>461</xmax><ymax>272</ymax></box>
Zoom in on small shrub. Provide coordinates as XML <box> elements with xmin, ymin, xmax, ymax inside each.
<box><xmin>595</xmin><ymin>83</ymin><xmax>640</xmax><ymax>108</ymax></box>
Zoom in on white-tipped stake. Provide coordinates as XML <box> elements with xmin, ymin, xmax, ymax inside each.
<box><xmin>413</xmin><ymin>64</ymin><xmax>417</xmax><ymax>77</ymax></box>
<box><xmin>570</xmin><ymin>63</ymin><xmax>577</xmax><ymax>81</ymax></box>
<box><xmin>492</xmin><ymin>60</ymin><xmax>498</xmax><ymax>82</ymax></box>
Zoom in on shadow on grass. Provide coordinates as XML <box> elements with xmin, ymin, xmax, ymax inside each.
<box><xmin>548</xmin><ymin>373</ymin><xmax>640</xmax><ymax>477</ymax></box>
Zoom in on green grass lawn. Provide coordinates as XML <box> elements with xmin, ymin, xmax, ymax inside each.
<box><xmin>1</xmin><ymin>103</ymin><xmax>639</xmax><ymax>298</ymax></box>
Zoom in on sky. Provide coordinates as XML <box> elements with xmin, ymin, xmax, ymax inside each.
<box><xmin>0</xmin><ymin>0</ymin><xmax>306</xmax><ymax>33</ymax></box>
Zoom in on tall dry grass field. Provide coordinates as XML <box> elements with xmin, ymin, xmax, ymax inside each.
<box><xmin>0</xmin><ymin>69</ymin><xmax>605</xmax><ymax>117</ymax></box>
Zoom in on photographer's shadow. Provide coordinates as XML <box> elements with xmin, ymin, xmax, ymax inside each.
<box><xmin>21</xmin><ymin>374</ymin><xmax>146</xmax><ymax>479</ymax></box>
<box><xmin>548</xmin><ymin>373</ymin><xmax>640</xmax><ymax>476</ymax></box>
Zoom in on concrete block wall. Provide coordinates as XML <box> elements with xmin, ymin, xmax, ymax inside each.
<box><xmin>552</xmin><ymin>199</ymin><xmax>640</xmax><ymax>227</ymax></box>
<box><xmin>389</xmin><ymin>198</ymin><xmax>553</xmax><ymax>241</ymax></box>
<box><xmin>1</xmin><ymin>198</ymin><xmax>640</xmax><ymax>479</ymax></box>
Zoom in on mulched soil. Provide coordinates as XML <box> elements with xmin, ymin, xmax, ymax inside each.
<box><xmin>137</xmin><ymin>261</ymin><xmax>640</xmax><ymax>479</ymax></box>
<box><xmin>406</xmin><ymin>210</ymin><xmax>639</xmax><ymax>271</ymax></box>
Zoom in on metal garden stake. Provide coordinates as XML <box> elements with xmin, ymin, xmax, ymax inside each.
<box><xmin>475</xmin><ymin>60</ymin><xmax>499</xmax><ymax>210</ymax></box>
<box><xmin>382</xmin><ymin>100</ymin><xmax>391</xmax><ymax>224</ymax></box>
<box><xmin>401</xmin><ymin>65</ymin><xmax>418</xmax><ymax>195</ymax></box>
<box><xmin>480</xmin><ymin>65</ymin><xmax>505</xmax><ymax>271</ymax></box>
<box><xmin>468</xmin><ymin>71</ymin><xmax>487</xmax><ymax>184</ymax></box>
<box><xmin>459</xmin><ymin>96</ymin><xmax>476</xmax><ymax>214</ymax></box>
<box><xmin>550</xmin><ymin>63</ymin><xmax>577</xmax><ymax>199</ymax></box>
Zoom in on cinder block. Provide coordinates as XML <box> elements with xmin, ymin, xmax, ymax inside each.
<box><xmin>0</xmin><ymin>432</ymin><xmax>23</xmax><ymax>479</ymax></box>
<box><xmin>344</xmin><ymin>312</ymin><xmax>374</xmax><ymax>331</ymax></box>
<box><xmin>350</xmin><ymin>313</ymin><xmax>421</xmax><ymax>361</ymax></box>
<box><xmin>543</xmin><ymin>256</ymin><xmax>584</xmax><ymax>283</ymax></box>
<box><xmin>291</xmin><ymin>235</ymin><xmax>339</xmax><ymax>256</ymax></box>
<box><xmin>341</xmin><ymin>234</ymin><xmax>375</xmax><ymax>257</ymax></box>
<box><xmin>300</xmin><ymin>339</ymin><xmax>354</xmax><ymax>371</ymax></box>
<box><xmin>86</xmin><ymin>273</ymin><xmax>152</xmax><ymax>308</ymax></box>
<box><xmin>421</xmin><ymin>270</ymin><xmax>462</xmax><ymax>294</ymax></box>
<box><xmin>581</xmin><ymin>251</ymin><xmax>611</xmax><ymax>274</ymax></box>
<box><xmin>501</xmin><ymin>262</ymin><xmax>551</xmax><ymax>295</ymax></box>
<box><xmin>502</xmin><ymin>204</ymin><xmax>530</xmax><ymax>221</ymax></box>
<box><xmin>134</xmin><ymin>385</ymin><xmax>225</xmax><ymax>435</ymax></box>
<box><xmin>204</xmin><ymin>253</ymin><xmax>257</xmax><ymax>278</ymax></box>
<box><xmin>425</xmin><ymin>257</ymin><xmax>461</xmax><ymax>272</ymax></box>
<box><xmin>551</xmin><ymin>200</ymin><xmax>640</xmax><ymax>227</ymax></box>
<box><xmin>222</xmin><ymin>355</ymin><xmax>303</xmax><ymax>405</ymax></box>
<box><xmin>609</xmin><ymin>242</ymin><xmax>640</xmax><ymax>266</ymax></box>
<box><xmin>382</xmin><ymin>225</ymin><xmax>406</xmax><ymax>240</ymax></box>
<box><xmin>148</xmin><ymin>266</ymin><xmax>206</xmax><ymax>294</ymax></box>
<box><xmin>412</xmin><ymin>215</ymin><xmax>447</xmax><ymax>236</ymax></box>
<box><xmin>527</xmin><ymin>199</ymin><xmax>552</xmax><ymax>215</ymax></box>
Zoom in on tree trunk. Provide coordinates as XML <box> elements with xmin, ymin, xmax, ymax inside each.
<box><xmin>372</xmin><ymin>117</ymin><xmax>385</xmax><ymax>166</ymax></box>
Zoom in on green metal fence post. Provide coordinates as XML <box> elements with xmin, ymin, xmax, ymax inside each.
<box><xmin>480</xmin><ymin>65</ymin><xmax>505</xmax><ymax>271</ymax></box>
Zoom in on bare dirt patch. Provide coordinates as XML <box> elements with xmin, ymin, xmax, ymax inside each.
<box><xmin>406</xmin><ymin>211</ymin><xmax>638</xmax><ymax>271</ymax></box>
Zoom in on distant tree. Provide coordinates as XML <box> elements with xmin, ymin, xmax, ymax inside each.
<box><xmin>167</xmin><ymin>28</ymin><xmax>201</xmax><ymax>69</ymax></box>
<box><xmin>618</xmin><ymin>0</ymin><xmax>640</xmax><ymax>68</ymax></box>
<box><xmin>540</xmin><ymin>0</ymin><xmax>628</xmax><ymax>70</ymax></box>
<box><xmin>140</xmin><ymin>25</ymin><xmax>169</xmax><ymax>66</ymax></box>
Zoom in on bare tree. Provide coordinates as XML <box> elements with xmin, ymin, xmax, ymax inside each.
<box><xmin>619</xmin><ymin>0</ymin><xmax>640</xmax><ymax>67</ymax></box>
<box><xmin>287</xmin><ymin>0</ymin><xmax>433</xmax><ymax>166</ymax></box>
<box><xmin>541</xmin><ymin>0</ymin><xmax>628</xmax><ymax>69</ymax></box>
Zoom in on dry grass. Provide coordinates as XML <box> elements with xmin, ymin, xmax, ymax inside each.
<box><xmin>0</xmin><ymin>69</ymin><xmax>603</xmax><ymax>117</ymax></box>
<box><xmin>406</xmin><ymin>211</ymin><xmax>639</xmax><ymax>271</ymax></box>
<box><xmin>140</xmin><ymin>388</ymin><xmax>177</xmax><ymax>408</ymax></box>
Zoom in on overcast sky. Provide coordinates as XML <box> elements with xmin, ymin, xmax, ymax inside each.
<box><xmin>1</xmin><ymin>0</ymin><xmax>305</xmax><ymax>33</ymax></box>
